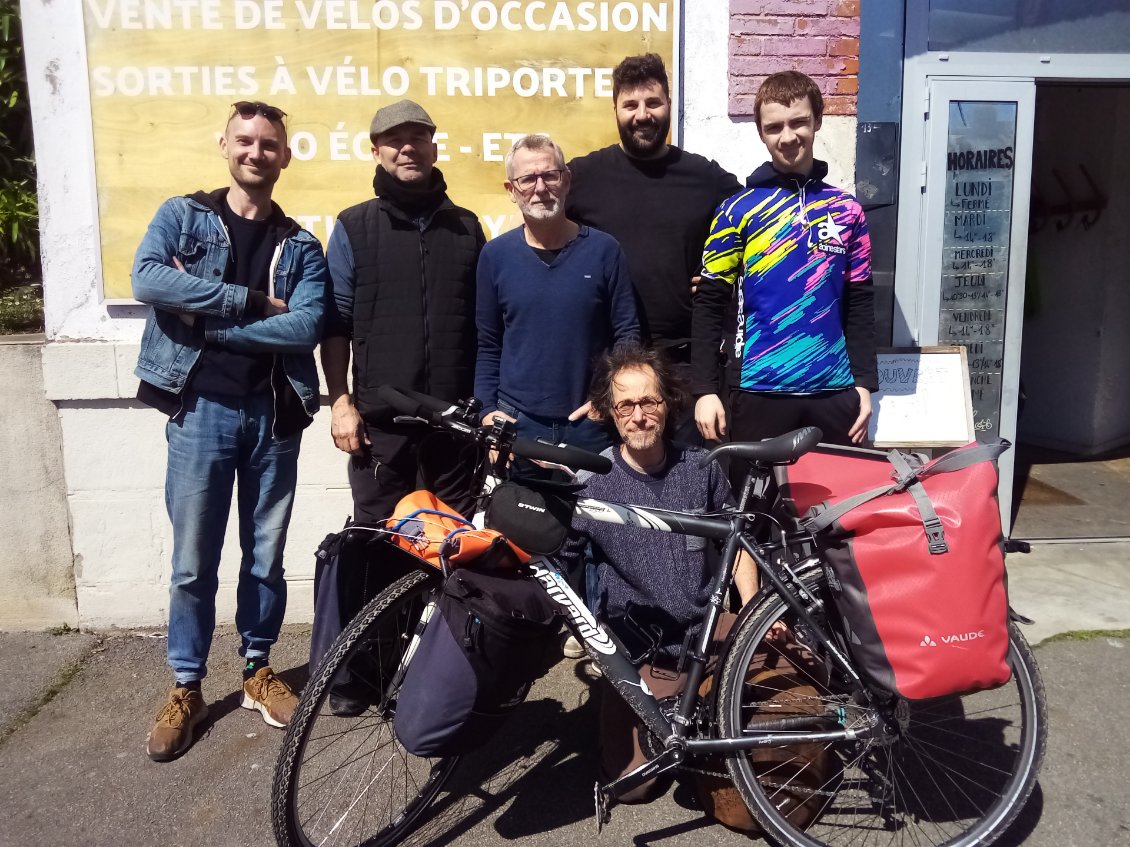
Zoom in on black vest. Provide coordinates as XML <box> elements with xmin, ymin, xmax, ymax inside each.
<box><xmin>337</xmin><ymin>197</ymin><xmax>483</xmax><ymax>421</ymax></box>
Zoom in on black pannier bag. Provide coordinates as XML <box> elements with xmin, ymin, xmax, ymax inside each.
<box><xmin>309</xmin><ymin>523</ymin><xmax>422</xmax><ymax>673</ymax></box>
<box><xmin>394</xmin><ymin>564</ymin><xmax>561</xmax><ymax>757</ymax></box>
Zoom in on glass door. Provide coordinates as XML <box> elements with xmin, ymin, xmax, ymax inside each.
<box><xmin>900</xmin><ymin>78</ymin><xmax>1035</xmax><ymax>529</ymax></box>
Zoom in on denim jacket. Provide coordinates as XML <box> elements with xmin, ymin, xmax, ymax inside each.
<box><xmin>132</xmin><ymin>189</ymin><xmax>328</xmax><ymax>426</ymax></box>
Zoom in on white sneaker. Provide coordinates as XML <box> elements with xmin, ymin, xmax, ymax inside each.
<box><xmin>563</xmin><ymin>635</ymin><xmax>586</xmax><ymax>659</ymax></box>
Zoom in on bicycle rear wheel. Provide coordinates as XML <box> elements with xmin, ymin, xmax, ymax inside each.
<box><xmin>271</xmin><ymin>568</ymin><xmax>455</xmax><ymax>847</ymax></box>
<box><xmin>717</xmin><ymin>570</ymin><xmax>1047</xmax><ymax>847</ymax></box>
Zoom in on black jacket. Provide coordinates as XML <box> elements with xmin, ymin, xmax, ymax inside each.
<box><xmin>335</xmin><ymin>196</ymin><xmax>485</xmax><ymax>422</ymax></box>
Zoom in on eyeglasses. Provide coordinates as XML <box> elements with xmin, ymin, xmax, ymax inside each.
<box><xmin>230</xmin><ymin>101</ymin><xmax>288</xmax><ymax>124</ymax></box>
<box><xmin>612</xmin><ymin>397</ymin><xmax>664</xmax><ymax>417</ymax></box>
<box><xmin>509</xmin><ymin>169</ymin><xmax>565</xmax><ymax>193</ymax></box>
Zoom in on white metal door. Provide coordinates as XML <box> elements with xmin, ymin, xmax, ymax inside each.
<box><xmin>895</xmin><ymin>78</ymin><xmax>1035</xmax><ymax>530</ymax></box>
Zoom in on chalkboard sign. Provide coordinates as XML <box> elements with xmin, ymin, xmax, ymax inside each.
<box><xmin>869</xmin><ymin>347</ymin><xmax>975</xmax><ymax>447</ymax></box>
<box><xmin>936</xmin><ymin>100</ymin><xmax>1017</xmax><ymax>442</ymax></box>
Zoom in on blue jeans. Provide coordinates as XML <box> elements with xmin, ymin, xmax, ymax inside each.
<box><xmin>165</xmin><ymin>391</ymin><xmax>300</xmax><ymax>684</ymax></box>
<box><xmin>497</xmin><ymin>398</ymin><xmax>613</xmax><ymax>456</ymax></box>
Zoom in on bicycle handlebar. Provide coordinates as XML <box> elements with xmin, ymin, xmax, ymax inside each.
<box><xmin>512</xmin><ymin>436</ymin><xmax>612</xmax><ymax>475</ymax></box>
<box><xmin>377</xmin><ymin>384</ymin><xmax>461</xmax><ymax>428</ymax></box>
<box><xmin>376</xmin><ymin>385</ymin><xmax>613</xmax><ymax>475</ymax></box>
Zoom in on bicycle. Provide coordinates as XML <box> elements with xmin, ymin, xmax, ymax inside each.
<box><xmin>271</xmin><ymin>386</ymin><xmax>1047</xmax><ymax>847</ymax></box>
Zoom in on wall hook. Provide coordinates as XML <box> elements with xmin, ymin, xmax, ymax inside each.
<box><xmin>1077</xmin><ymin>164</ymin><xmax>1107</xmax><ymax>230</ymax></box>
<box><xmin>1051</xmin><ymin>169</ymin><xmax>1075</xmax><ymax>231</ymax></box>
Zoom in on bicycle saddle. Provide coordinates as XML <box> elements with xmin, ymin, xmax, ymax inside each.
<box><xmin>700</xmin><ymin>426</ymin><xmax>823</xmax><ymax>466</ymax></box>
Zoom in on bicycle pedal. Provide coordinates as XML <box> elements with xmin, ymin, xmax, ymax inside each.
<box><xmin>594</xmin><ymin>782</ymin><xmax>613</xmax><ymax>832</ymax></box>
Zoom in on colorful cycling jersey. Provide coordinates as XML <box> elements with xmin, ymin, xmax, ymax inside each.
<box><xmin>701</xmin><ymin>174</ymin><xmax>871</xmax><ymax>394</ymax></box>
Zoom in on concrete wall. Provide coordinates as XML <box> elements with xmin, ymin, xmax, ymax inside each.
<box><xmin>1019</xmin><ymin>85</ymin><xmax>1130</xmax><ymax>454</ymax></box>
<box><xmin>42</xmin><ymin>342</ymin><xmax>352</xmax><ymax>629</ymax></box>
<box><xmin>0</xmin><ymin>337</ymin><xmax>78</xmax><ymax>629</ymax></box>
<box><xmin>20</xmin><ymin>2</ymin><xmax>859</xmax><ymax>628</ymax></box>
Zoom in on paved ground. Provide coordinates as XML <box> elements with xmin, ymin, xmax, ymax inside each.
<box><xmin>1</xmin><ymin>544</ymin><xmax>1128</xmax><ymax>847</ymax></box>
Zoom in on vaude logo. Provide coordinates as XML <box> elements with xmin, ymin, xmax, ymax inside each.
<box><xmin>920</xmin><ymin>630</ymin><xmax>986</xmax><ymax>647</ymax></box>
<box><xmin>517</xmin><ymin>502</ymin><xmax>546</xmax><ymax>513</ymax></box>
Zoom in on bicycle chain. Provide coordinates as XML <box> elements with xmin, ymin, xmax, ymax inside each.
<box><xmin>674</xmin><ymin>763</ymin><xmax>838</xmax><ymax>798</ymax></box>
<box><xmin>677</xmin><ymin>694</ymin><xmax>850</xmax><ymax>796</ymax></box>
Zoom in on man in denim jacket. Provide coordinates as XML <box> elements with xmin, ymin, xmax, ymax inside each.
<box><xmin>132</xmin><ymin>101</ymin><xmax>327</xmax><ymax>762</ymax></box>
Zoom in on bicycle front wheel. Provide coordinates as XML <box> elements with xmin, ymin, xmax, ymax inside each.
<box><xmin>271</xmin><ymin>568</ymin><xmax>456</xmax><ymax>847</ymax></box>
<box><xmin>717</xmin><ymin>571</ymin><xmax>1047</xmax><ymax>847</ymax></box>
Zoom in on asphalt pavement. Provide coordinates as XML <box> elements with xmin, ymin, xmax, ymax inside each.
<box><xmin>0</xmin><ymin>541</ymin><xmax>1128</xmax><ymax>847</ymax></box>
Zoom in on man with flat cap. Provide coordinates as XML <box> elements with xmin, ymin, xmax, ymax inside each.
<box><xmin>317</xmin><ymin>101</ymin><xmax>484</xmax><ymax>703</ymax></box>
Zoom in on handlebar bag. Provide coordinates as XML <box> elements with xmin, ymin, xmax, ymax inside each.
<box><xmin>781</xmin><ymin>440</ymin><xmax>1013</xmax><ymax>700</ymax></box>
<box><xmin>394</xmin><ymin>564</ymin><xmax>560</xmax><ymax>758</ymax></box>
<box><xmin>387</xmin><ymin>490</ymin><xmax>530</xmax><ymax>569</ymax></box>
<box><xmin>485</xmin><ymin>480</ymin><xmax>578</xmax><ymax>556</ymax></box>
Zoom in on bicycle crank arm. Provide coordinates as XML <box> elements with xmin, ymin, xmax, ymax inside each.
<box><xmin>595</xmin><ymin>745</ymin><xmax>682</xmax><ymax>829</ymax></box>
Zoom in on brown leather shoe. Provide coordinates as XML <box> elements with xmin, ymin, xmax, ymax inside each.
<box><xmin>146</xmin><ymin>687</ymin><xmax>209</xmax><ymax>762</ymax></box>
<box><xmin>241</xmin><ymin>667</ymin><xmax>298</xmax><ymax>728</ymax></box>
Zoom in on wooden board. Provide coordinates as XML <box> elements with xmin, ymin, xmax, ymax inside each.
<box><xmin>869</xmin><ymin>346</ymin><xmax>975</xmax><ymax>448</ymax></box>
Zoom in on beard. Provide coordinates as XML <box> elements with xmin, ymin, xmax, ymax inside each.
<box><xmin>619</xmin><ymin>425</ymin><xmax>662</xmax><ymax>453</ymax></box>
<box><xmin>517</xmin><ymin>194</ymin><xmax>562</xmax><ymax>221</ymax></box>
<box><xmin>617</xmin><ymin>112</ymin><xmax>671</xmax><ymax>158</ymax></box>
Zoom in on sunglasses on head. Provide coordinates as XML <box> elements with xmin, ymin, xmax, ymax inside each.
<box><xmin>230</xmin><ymin>101</ymin><xmax>288</xmax><ymax>123</ymax></box>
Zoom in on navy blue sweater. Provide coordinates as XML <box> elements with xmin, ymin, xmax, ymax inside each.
<box><xmin>556</xmin><ymin>444</ymin><xmax>733</xmax><ymax>656</ymax></box>
<box><xmin>475</xmin><ymin>225</ymin><xmax>639</xmax><ymax>419</ymax></box>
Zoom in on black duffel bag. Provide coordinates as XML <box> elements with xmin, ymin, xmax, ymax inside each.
<box><xmin>394</xmin><ymin>563</ymin><xmax>560</xmax><ymax>758</ymax></box>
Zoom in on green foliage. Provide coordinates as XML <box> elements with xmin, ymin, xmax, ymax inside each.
<box><xmin>0</xmin><ymin>0</ymin><xmax>39</xmax><ymax>275</ymax></box>
<box><xmin>0</xmin><ymin>0</ymin><xmax>42</xmax><ymax>333</ymax></box>
<box><xmin>0</xmin><ymin>281</ymin><xmax>42</xmax><ymax>333</ymax></box>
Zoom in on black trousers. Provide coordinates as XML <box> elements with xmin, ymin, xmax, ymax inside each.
<box><xmin>728</xmin><ymin>387</ymin><xmax>862</xmax><ymax>447</ymax></box>
<box><xmin>346</xmin><ymin>422</ymin><xmax>479</xmax><ymax>524</ymax></box>
<box><xmin>726</xmin><ymin>388</ymin><xmax>863</xmax><ymax>508</ymax></box>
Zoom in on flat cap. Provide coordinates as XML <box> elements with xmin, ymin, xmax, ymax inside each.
<box><xmin>370</xmin><ymin>100</ymin><xmax>436</xmax><ymax>140</ymax></box>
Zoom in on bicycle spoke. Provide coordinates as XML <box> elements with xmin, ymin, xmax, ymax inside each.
<box><xmin>273</xmin><ymin>570</ymin><xmax>460</xmax><ymax>847</ymax></box>
<box><xmin>718</xmin><ymin>569</ymin><xmax>1046</xmax><ymax>847</ymax></box>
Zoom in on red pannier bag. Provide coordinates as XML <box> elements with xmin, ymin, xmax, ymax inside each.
<box><xmin>775</xmin><ymin>440</ymin><xmax>1012</xmax><ymax>700</ymax></box>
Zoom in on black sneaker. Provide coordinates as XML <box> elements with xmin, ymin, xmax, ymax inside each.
<box><xmin>329</xmin><ymin>688</ymin><xmax>368</xmax><ymax>717</ymax></box>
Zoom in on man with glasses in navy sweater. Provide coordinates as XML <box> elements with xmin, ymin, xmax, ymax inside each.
<box><xmin>475</xmin><ymin>133</ymin><xmax>639</xmax><ymax>452</ymax></box>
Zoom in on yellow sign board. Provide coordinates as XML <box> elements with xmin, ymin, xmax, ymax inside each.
<box><xmin>82</xmin><ymin>0</ymin><xmax>677</xmax><ymax>299</ymax></box>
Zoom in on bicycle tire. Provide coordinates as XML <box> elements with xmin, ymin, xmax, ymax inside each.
<box><xmin>271</xmin><ymin>568</ymin><xmax>457</xmax><ymax>847</ymax></box>
<box><xmin>717</xmin><ymin>569</ymin><xmax>1047</xmax><ymax>847</ymax></box>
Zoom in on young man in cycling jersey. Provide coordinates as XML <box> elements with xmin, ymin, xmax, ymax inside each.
<box><xmin>691</xmin><ymin>71</ymin><xmax>877</xmax><ymax>447</ymax></box>
<box><xmin>555</xmin><ymin>342</ymin><xmax>755</xmax><ymax>802</ymax></box>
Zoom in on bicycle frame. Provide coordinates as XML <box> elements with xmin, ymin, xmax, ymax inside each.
<box><xmin>374</xmin><ymin>393</ymin><xmax>876</xmax><ymax>806</ymax></box>
<box><xmin>514</xmin><ymin>483</ymin><xmax>875</xmax><ymax>809</ymax></box>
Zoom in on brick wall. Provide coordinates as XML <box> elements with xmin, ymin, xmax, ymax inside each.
<box><xmin>729</xmin><ymin>0</ymin><xmax>860</xmax><ymax>118</ymax></box>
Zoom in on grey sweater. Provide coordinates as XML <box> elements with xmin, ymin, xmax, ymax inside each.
<box><xmin>556</xmin><ymin>444</ymin><xmax>732</xmax><ymax>656</ymax></box>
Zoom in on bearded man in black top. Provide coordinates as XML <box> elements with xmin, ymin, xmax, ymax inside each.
<box><xmin>566</xmin><ymin>53</ymin><xmax>740</xmax><ymax>440</ymax></box>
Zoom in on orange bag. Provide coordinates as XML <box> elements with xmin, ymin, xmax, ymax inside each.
<box><xmin>386</xmin><ymin>490</ymin><xmax>530</xmax><ymax>570</ymax></box>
